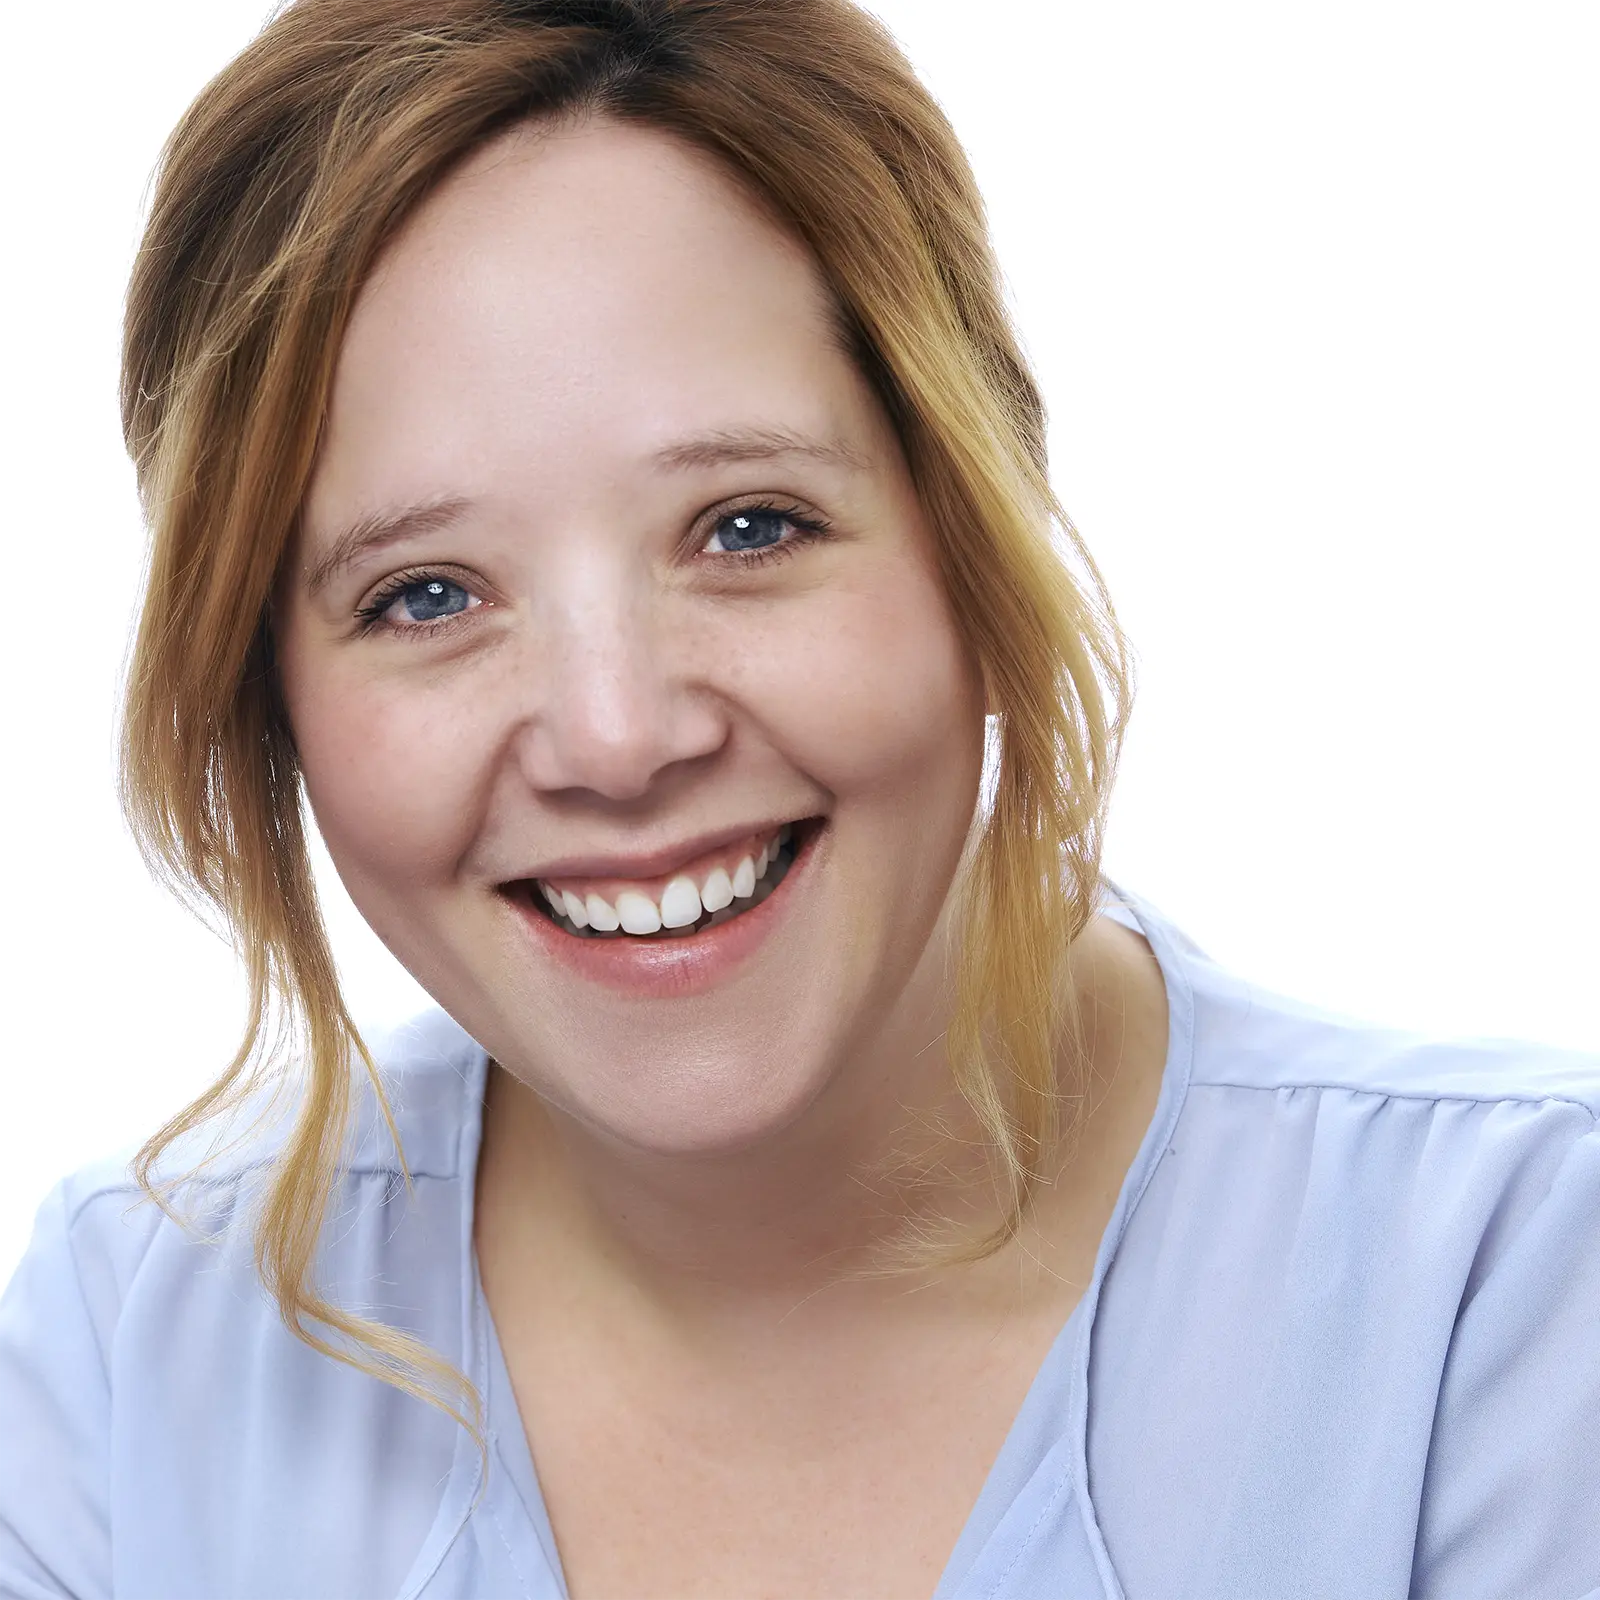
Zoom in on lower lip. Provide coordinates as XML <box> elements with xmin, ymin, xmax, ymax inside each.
<box><xmin>501</xmin><ymin>821</ymin><xmax>823</xmax><ymax>998</ymax></box>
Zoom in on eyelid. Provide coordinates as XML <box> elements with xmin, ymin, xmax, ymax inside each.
<box><xmin>357</xmin><ymin>560</ymin><xmax>477</xmax><ymax>605</ymax></box>
<box><xmin>690</xmin><ymin>494</ymin><xmax>833</xmax><ymax>557</ymax></box>
<box><xmin>353</xmin><ymin>564</ymin><xmax>488</xmax><ymax>635</ymax></box>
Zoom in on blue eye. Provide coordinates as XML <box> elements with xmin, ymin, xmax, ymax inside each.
<box><xmin>355</xmin><ymin>573</ymin><xmax>477</xmax><ymax>634</ymax></box>
<box><xmin>707</xmin><ymin>509</ymin><xmax>790</xmax><ymax>553</ymax></box>
<box><xmin>703</xmin><ymin>503</ymin><xmax>831</xmax><ymax>559</ymax></box>
<box><xmin>394</xmin><ymin>578</ymin><xmax>470</xmax><ymax>622</ymax></box>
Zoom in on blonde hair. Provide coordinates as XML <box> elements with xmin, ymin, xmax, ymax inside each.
<box><xmin>120</xmin><ymin>0</ymin><xmax>1130</xmax><ymax>1464</ymax></box>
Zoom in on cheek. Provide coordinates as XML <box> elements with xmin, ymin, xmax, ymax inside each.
<box><xmin>285</xmin><ymin>657</ymin><xmax>493</xmax><ymax>895</ymax></box>
<box><xmin>736</xmin><ymin>552</ymin><xmax>985</xmax><ymax>802</ymax></box>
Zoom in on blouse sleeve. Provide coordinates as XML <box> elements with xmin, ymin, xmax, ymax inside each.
<box><xmin>0</xmin><ymin>1176</ymin><xmax>147</xmax><ymax>1600</ymax></box>
<box><xmin>1413</xmin><ymin>1113</ymin><xmax>1600</xmax><ymax>1599</ymax></box>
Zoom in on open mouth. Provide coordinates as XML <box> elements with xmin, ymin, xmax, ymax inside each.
<box><xmin>510</xmin><ymin>817</ymin><xmax>819</xmax><ymax>943</ymax></box>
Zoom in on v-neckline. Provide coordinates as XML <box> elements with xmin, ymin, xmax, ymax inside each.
<box><xmin>442</xmin><ymin>880</ymin><xmax>1197</xmax><ymax>1600</ymax></box>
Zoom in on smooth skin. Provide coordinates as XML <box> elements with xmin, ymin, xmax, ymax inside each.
<box><xmin>275</xmin><ymin>115</ymin><xmax>1168</xmax><ymax>1600</ymax></box>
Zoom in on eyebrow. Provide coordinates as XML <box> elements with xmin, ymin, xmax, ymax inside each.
<box><xmin>304</xmin><ymin>495</ymin><xmax>475</xmax><ymax>597</ymax></box>
<box><xmin>303</xmin><ymin>425</ymin><xmax>869</xmax><ymax>596</ymax></box>
<box><xmin>650</xmin><ymin>424</ymin><xmax>871</xmax><ymax>475</ymax></box>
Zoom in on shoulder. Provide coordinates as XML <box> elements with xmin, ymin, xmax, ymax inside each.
<box><xmin>1175</xmin><ymin>935</ymin><xmax>1600</xmax><ymax>1117</ymax></box>
<box><xmin>342</xmin><ymin>1005</ymin><xmax>489</xmax><ymax>1178</ymax></box>
<box><xmin>1108</xmin><ymin>880</ymin><xmax>1600</xmax><ymax>1115</ymax></box>
<box><xmin>5</xmin><ymin>1003</ymin><xmax>482</xmax><ymax>1406</ymax></box>
<box><xmin>27</xmin><ymin>1005</ymin><xmax>484</xmax><ymax>1287</ymax></box>
<box><xmin>1166</xmin><ymin>928</ymin><xmax>1600</xmax><ymax>1241</ymax></box>
<box><xmin>1092</xmin><ymin>894</ymin><xmax>1600</xmax><ymax>1596</ymax></box>
<box><xmin>117</xmin><ymin>1004</ymin><xmax>482</xmax><ymax>1188</ymax></box>
<box><xmin>1</xmin><ymin>1011</ymin><xmax>479</xmax><ymax>1600</ymax></box>
<box><xmin>1108</xmin><ymin>885</ymin><xmax>1600</xmax><ymax>1400</ymax></box>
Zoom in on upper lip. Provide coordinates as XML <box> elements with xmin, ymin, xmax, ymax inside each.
<box><xmin>501</xmin><ymin>815</ymin><xmax>813</xmax><ymax>886</ymax></box>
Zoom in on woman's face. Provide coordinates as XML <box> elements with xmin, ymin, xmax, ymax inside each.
<box><xmin>276</xmin><ymin>117</ymin><xmax>988</xmax><ymax>1156</ymax></box>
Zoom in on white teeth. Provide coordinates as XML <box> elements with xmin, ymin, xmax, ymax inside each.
<box><xmin>700</xmin><ymin>865</ymin><xmax>734</xmax><ymax>913</ymax></box>
<box><xmin>758</xmin><ymin>830</ymin><xmax>786</xmax><ymax>878</ymax></box>
<box><xmin>585</xmin><ymin>892</ymin><xmax>620</xmax><ymax>932</ymax></box>
<box><xmin>615</xmin><ymin>889</ymin><xmax>663</xmax><ymax>935</ymax></box>
<box><xmin>659</xmin><ymin>875</ymin><xmax>702</xmax><ymax>929</ymax></box>
<box><xmin>535</xmin><ymin>827</ymin><xmax>799</xmax><ymax>940</ymax></box>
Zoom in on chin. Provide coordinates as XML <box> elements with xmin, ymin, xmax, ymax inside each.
<box><xmin>543</xmin><ymin>1033</ymin><xmax>844</xmax><ymax>1160</ymax></box>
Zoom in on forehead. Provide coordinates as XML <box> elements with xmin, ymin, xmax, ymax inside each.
<box><xmin>309</xmin><ymin>116</ymin><xmax>863</xmax><ymax>515</ymax></box>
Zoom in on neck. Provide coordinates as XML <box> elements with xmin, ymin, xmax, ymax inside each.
<box><xmin>479</xmin><ymin>950</ymin><xmax>1000</xmax><ymax>1314</ymax></box>
<box><xmin>474</xmin><ymin>913</ymin><xmax>1166</xmax><ymax>1332</ymax></box>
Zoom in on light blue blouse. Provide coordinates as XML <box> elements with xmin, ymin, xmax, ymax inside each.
<box><xmin>4</xmin><ymin>883</ymin><xmax>1599</xmax><ymax>1599</ymax></box>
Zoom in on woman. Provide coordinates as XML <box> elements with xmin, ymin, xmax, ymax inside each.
<box><xmin>1</xmin><ymin>1</ymin><xmax>1596</xmax><ymax>1596</ymax></box>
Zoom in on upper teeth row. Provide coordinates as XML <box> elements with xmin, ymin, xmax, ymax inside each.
<box><xmin>538</xmin><ymin>826</ymin><xmax>790</xmax><ymax>935</ymax></box>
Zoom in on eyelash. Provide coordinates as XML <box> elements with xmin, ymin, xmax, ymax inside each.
<box><xmin>351</xmin><ymin>499</ymin><xmax>834</xmax><ymax>637</ymax></box>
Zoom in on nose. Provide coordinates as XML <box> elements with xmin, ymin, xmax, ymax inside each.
<box><xmin>511</xmin><ymin>577</ymin><xmax>728</xmax><ymax>803</ymax></box>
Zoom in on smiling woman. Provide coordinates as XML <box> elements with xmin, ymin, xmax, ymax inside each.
<box><xmin>2</xmin><ymin>2</ymin><xmax>1599</xmax><ymax>1599</ymax></box>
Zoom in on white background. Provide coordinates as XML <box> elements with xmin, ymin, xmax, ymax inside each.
<box><xmin>1</xmin><ymin>1</ymin><xmax>1596</xmax><ymax>1283</ymax></box>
